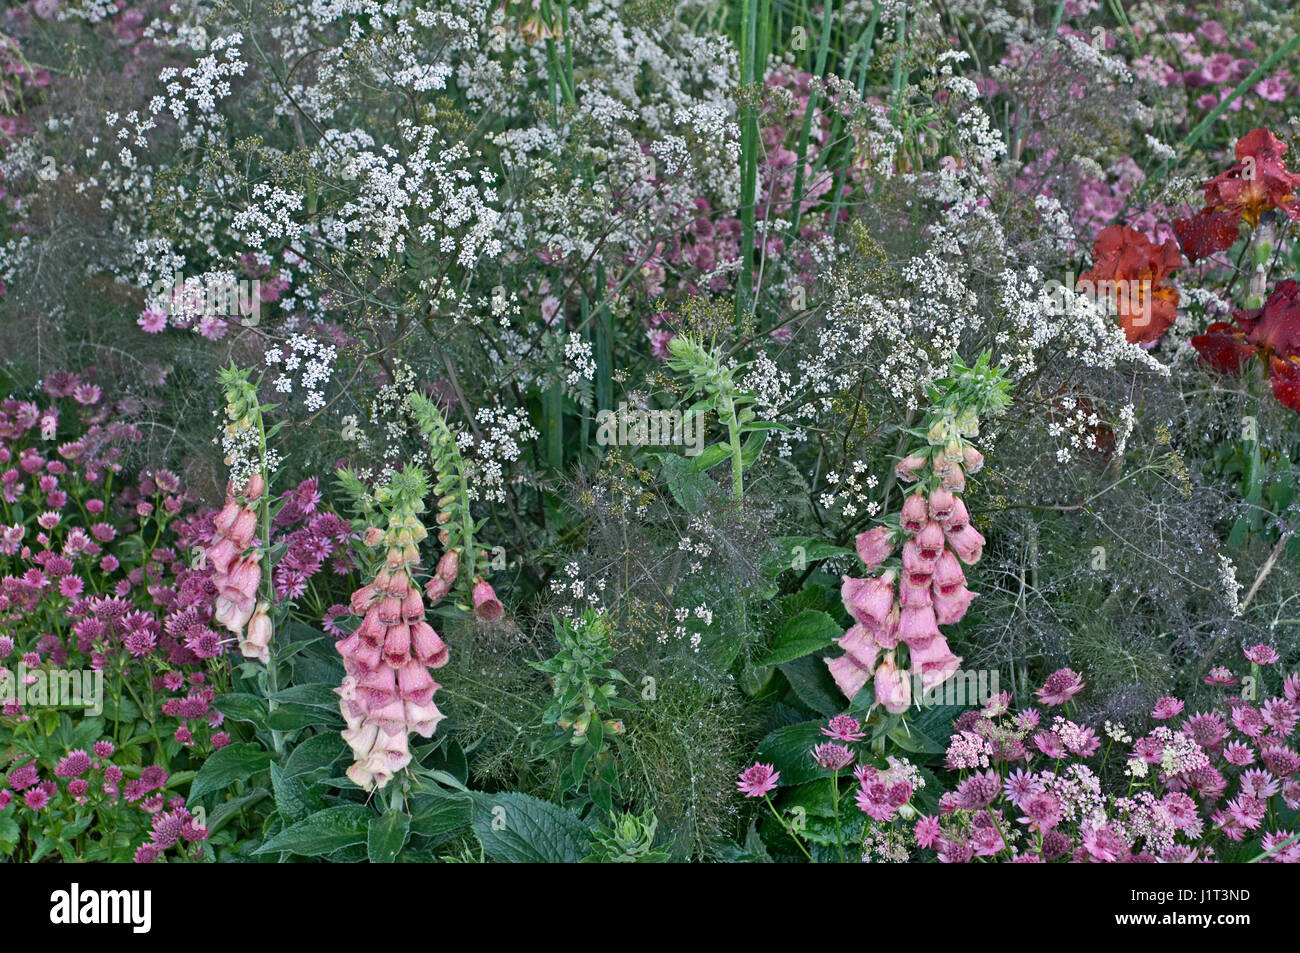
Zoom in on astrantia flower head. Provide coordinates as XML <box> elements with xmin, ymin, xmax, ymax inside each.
<box><xmin>914</xmin><ymin>814</ymin><xmax>942</xmax><ymax>848</ymax></box>
<box><xmin>1244</xmin><ymin>643</ymin><xmax>1280</xmax><ymax>665</ymax></box>
<box><xmin>1203</xmin><ymin>667</ymin><xmax>1238</xmax><ymax>687</ymax></box>
<box><xmin>55</xmin><ymin>750</ymin><xmax>92</xmax><ymax>779</ymax></box>
<box><xmin>1036</xmin><ymin>668</ymin><xmax>1084</xmax><ymax>706</ymax></box>
<box><xmin>737</xmin><ymin>762</ymin><xmax>779</xmax><ymax>798</ymax></box>
<box><xmin>1152</xmin><ymin>697</ymin><xmax>1184</xmax><ymax>720</ymax></box>
<box><xmin>822</xmin><ymin>714</ymin><xmax>865</xmax><ymax>742</ymax></box>
<box><xmin>811</xmin><ymin>742</ymin><xmax>855</xmax><ymax>771</ymax></box>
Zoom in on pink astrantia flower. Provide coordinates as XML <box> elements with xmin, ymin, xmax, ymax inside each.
<box><xmin>822</xmin><ymin>714</ymin><xmax>865</xmax><ymax>742</ymax></box>
<box><xmin>1245</xmin><ymin>644</ymin><xmax>1280</xmax><ymax>665</ymax></box>
<box><xmin>137</xmin><ymin>307</ymin><xmax>167</xmax><ymax>333</ymax></box>
<box><xmin>737</xmin><ymin>762</ymin><xmax>780</xmax><ymax>798</ymax></box>
<box><xmin>1152</xmin><ymin>697</ymin><xmax>1185</xmax><ymax>720</ymax></box>
<box><xmin>914</xmin><ymin>815</ymin><xmax>942</xmax><ymax>848</ymax></box>
<box><xmin>1036</xmin><ymin>668</ymin><xmax>1085</xmax><ymax>706</ymax></box>
<box><xmin>811</xmin><ymin>742</ymin><xmax>855</xmax><ymax>771</ymax></box>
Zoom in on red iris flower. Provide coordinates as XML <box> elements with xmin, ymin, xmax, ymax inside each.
<box><xmin>1174</xmin><ymin>128</ymin><xmax>1300</xmax><ymax>262</ymax></box>
<box><xmin>1077</xmin><ymin>224</ymin><xmax>1182</xmax><ymax>344</ymax></box>
<box><xmin>1191</xmin><ymin>279</ymin><xmax>1300</xmax><ymax>412</ymax></box>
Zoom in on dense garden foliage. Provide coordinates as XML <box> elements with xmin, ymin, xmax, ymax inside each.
<box><xmin>2</xmin><ymin>0</ymin><xmax>1300</xmax><ymax>864</ymax></box>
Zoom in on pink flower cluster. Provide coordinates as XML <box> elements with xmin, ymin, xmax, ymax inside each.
<box><xmin>206</xmin><ymin>474</ymin><xmax>265</xmax><ymax>661</ymax></box>
<box><xmin>825</xmin><ymin>445</ymin><xmax>985</xmax><ymax>713</ymax></box>
<box><xmin>915</xmin><ymin>659</ymin><xmax>1300</xmax><ymax>863</ymax></box>
<box><xmin>335</xmin><ymin>528</ymin><xmax>450</xmax><ymax>790</ymax></box>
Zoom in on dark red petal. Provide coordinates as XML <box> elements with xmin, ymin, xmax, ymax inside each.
<box><xmin>1191</xmin><ymin>323</ymin><xmax>1257</xmax><ymax>375</ymax></box>
<box><xmin>1268</xmin><ymin>356</ymin><xmax>1300</xmax><ymax>412</ymax></box>
<box><xmin>1237</xmin><ymin>280</ymin><xmax>1300</xmax><ymax>359</ymax></box>
<box><xmin>1173</xmin><ymin>209</ymin><xmax>1241</xmax><ymax>263</ymax></box>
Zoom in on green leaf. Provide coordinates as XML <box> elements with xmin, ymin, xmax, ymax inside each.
<box><xmin>887</xmin><ymin>724</ymin><xmax>947</xmax><ymax>755</ymax></box>
<box><xmin>273</xmin><ymin>683</ymin><xmax>342</xmax><ymax>709</ymax></box>
<box><xmin>271</xmin><ymin>763</ymin><xmax>323</xmax><ymax>824</ymax></box>
<box><xmin>205</xmin><ymin>789</ymin><xmax>270</xmax><ymax>836</ymax></box>
<box><xmin>685</xmin><ymin>443</ymin><xmax>731</xmax><ymax>473</ymax></box>
<box><xmin>660</xmin><ymin>454</ymin><xmax>714</xmax><ymax>514</ymax></box>
<box><xmin>284</xmin><ymin>733</ymin><xmax>346</xmax><ymax>778</ymax></box>
<box><xmin>762</xmin><ymin>536</ymin><xmax>855</xmax><ymax>578</ymax></box>
<box><xmin>409</xmin><ymin>792</ymin><xmax>472</xmax><ymax>841</ymax></box>
<box><xmin>254</xmin><ymin>805</ymin><xmax>373</xmax><ymax>856</ymax></box>
<box><xmin>470</xmin><ymin>792</ymin><xmax>590</xmax><ymax>863</ymax></box>
<box><xmin>0</xmin><ymin>813</ymin><xmax>20</xmax><ymax>853</ymax></box>
<box><xmin>739</xmin><ymin>428</ymin><xmax>768</xmax><ymax>467</ymax></box>
<box><xmin>268</xmin><ymin>702</ymin><xmax>339</xmax><ymax>731</ymax></box>
<box><xmin>760</xmin><ymin>609</ymin><xmax>841</xmax><ymax>666</ymax></box>
<box><xmin>214</xmin><ymin>693</ymin><xmax>269</xmax><ymax>725</ymax></box>
<box><xmin>188</xmin><ymin>743</ymin><xmax>272</xmax><ymax>802</ymax></box>
<box><xmin>367</xmin><ymin>811</ymin><xmax>411</xmax><ymax>863</ymax></box>
<box><xmin>779</xmin><ymin>654</ymin><xmax>844</xmax><ymax>717</ymax></box>
<box><xmin>740</xmin><ymin>419</ymin><xmax>791</xmax><ymax>433</ymax></box>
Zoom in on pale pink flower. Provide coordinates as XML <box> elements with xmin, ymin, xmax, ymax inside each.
<box><xmin>855</xmin><ymin>527</ymin><xmax>893</xmax><ymax>569</ymax></box>
<box><xmin>137</xmin><ymin>307</ymin><xmax>167</xmax><ymax>333</ymax></box>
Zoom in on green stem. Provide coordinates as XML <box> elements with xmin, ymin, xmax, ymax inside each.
<box><xmin>763</xmin><ymin>794</ymin><xmax>814</xmax><ymax>861</ymax></box>
<box><xmin>725</xmin><ymin>403</ymin><xmax>744</xmax><ymax>503</ymax></box>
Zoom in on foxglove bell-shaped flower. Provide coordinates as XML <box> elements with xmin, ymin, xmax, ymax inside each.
<box><xmin>472</xmin><ymin>577</ymin><xmax>504</xmax><ymax>622</ymax></box>
<box><xmin>827</xmin><ymin>651</ymin><xmax>874</xmax><ymax>699</ymax></box>
<box><xmin>895</xmin><ymin>453</ymin><xmax>927</xmax><ymax>482</ymax></box>
<box><xmin>901</xmin><ymin>492</ymin><xmax>929</xmax><ymax>532</ymax></box>
<box><xmin>205</xmin><ymin>476</ymin><xmax>264</xmax><ymax>652</ymax></box>
<box><xmin>874</xmin><ymin>656</ymin><xmax>912</xmax><ymax>714</ymax></box>
<box><xmin>927</xmin><ymin>488</ymin><xmax>956</xmax><ymax>522</ymax></box>
<box><xmin>944</xmin><ymin>524</ymin><xmax>985</xmax><ymax>565</ymax></box>
<box><xmin>932</xmin><ymin>584</ymin><xmax>977</xmax><ymax>625</ymax></box>
<box><xmin>827</xmin><ymin>423</ymin><xmax>992</xmax><ymax>708</ymax></box>
<box><xmin>931</xmin><ymin>549</ymin><xmax>966</xmax><ymax>596</ymax></box>
<box><xmin>855</xmin><ymin>527</ymin><xmax>893</xmax><ymax>569</ymax></box>
<box><xmin>910</xmin><ymin>635</ymin><xmax>961</xmax><ymax>693</ymax></box>
<box><xmin>337</xmin><ymin>503</ymin><xmax>451</xmax><ymax>791</ymax></box>
<box><xmin>897</xmin><ymin>604</ymin><xmax>941</xmax><ymax>648</ymax></box>
<box><xmin>899</xmin><ymin>570</ymin><xmax>933</xmax><ymax>608</ymax></box>
<box><xmin>240</xmin><ymin>602</ymin><xmax>272</xmax><ymax>665</ymax></box>
<box><xmin>842</xmin><ymin>573</ymin><xmax>895</xmax><ymax>629</ymax></box>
